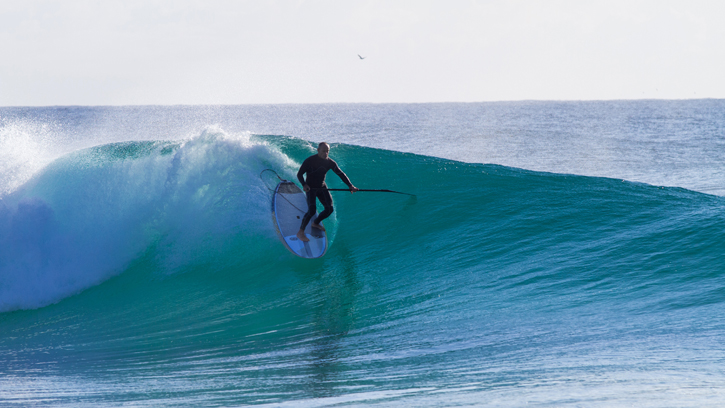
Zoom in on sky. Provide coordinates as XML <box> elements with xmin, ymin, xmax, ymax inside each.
<box><xmin>1</xmin><ymin>0</ymin><xmax>724</xmax><ymax>106</ymax></box>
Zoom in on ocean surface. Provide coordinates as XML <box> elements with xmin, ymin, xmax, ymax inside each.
<box><xmin>1</xmin><ymin>101</ymin><xmax>724</xmax><ymax>407</ymax></box>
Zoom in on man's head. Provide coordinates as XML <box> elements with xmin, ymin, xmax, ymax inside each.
<box><xmin>317</xmin><ymin>142</ymin><xmax>330</xmax><ymax>159</ymax></box>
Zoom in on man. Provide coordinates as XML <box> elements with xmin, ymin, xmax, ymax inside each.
<box><xmin>296</xmin><ymin>142</ymin><xmax>358</xmax><ymax>242</ymax></box>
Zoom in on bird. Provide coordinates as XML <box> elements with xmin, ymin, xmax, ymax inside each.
<box><xmin>358</xmin><ymin>54</ymin><xmax>366</xmax><ymax>60</ymax></box>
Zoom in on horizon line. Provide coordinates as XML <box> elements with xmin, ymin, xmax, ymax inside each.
<box><xmin>1</xmin><ymin>97</ymin><xmax>722</xmax><ymax>109</ymax></box>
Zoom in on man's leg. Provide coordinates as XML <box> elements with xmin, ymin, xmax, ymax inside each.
<box><xmin>312</xmin><ymin>190</ymin><xmax>333</xmax><ymax>231</ymax></box>
<box><xmin>296</xmin><ymin>191</ymin><xmax>317</xmax><ymax>242</ymax></box>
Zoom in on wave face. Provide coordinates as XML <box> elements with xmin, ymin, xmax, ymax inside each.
<box><xmin>1</xmin><ymin>132</ymin><xmax>724</xmax><ymax>406</ymax></box>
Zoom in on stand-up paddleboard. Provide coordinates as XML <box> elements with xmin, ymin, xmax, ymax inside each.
<box><xmin>272</xmin><ymin>181</ymin><xmax>327</xmax><ymax>258</ymax></box>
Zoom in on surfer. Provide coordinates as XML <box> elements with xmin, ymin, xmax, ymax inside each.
<box><xmin>296</xmin><ymin>142</ymin><xmax>358</xmax><ymax>242</ymax></box>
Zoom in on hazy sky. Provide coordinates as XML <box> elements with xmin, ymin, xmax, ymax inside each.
<box><xmin>1</xmin><ymin>0</ymin><xmax>724</xmax><ymax>106</ymax></box>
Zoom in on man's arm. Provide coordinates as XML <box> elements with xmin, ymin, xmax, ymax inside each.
<box><xmin>297</xmin><ymin>159</ymin><xmax>308</xmax><ymax>187</ymax></box>
<box><xmin>330</xmin><ymin>161</ymin><xmax>352</xmax><ymax>188</ymax></box>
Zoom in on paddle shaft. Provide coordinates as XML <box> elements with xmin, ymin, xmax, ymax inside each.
<box><xmin>310</xmin><ymin>187</ymin><xmax>415</xmax><ymax>196</ymax></box>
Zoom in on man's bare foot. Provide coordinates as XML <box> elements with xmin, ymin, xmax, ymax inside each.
<box><xmin>311</xmin><ymin>222</ymin><xmax>325</xmax><ymax>231</ymax></box>
<box><xmin>296</xmin><ymin>230</ymin><xmax>309</xmax><ymax>242</ymax></box>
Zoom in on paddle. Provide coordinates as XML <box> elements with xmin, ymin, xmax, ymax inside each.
<box><xmin>261</xmin><ymin>170</ymin><xmax>416</xmax><ymax>197</ymax></box>
<box><xmin>311</xmin><ymin>188</ymin><xmax>416</xmax><ymax>197</ymax></box>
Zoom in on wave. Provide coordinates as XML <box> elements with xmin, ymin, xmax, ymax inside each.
<box><xmin>1</xmin><ymin>130</ymin><xmax>723</xmax><ymax>316</ymax></box>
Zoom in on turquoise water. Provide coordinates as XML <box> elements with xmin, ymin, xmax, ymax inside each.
<box><xmin>1</xmin><ymin>104</ymin><xmax>725</xmax><ymax>406</ymax></box>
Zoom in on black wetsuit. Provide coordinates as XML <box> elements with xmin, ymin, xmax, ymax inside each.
<box><xmin>297</xmin><ymin>154</ymin><xmax>353</xmax><ymax>230</ymax></box>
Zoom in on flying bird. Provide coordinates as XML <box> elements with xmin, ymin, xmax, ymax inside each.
<box><xmin>358</xmin><ymin>54</ymin><xmax>366</xmax><ymax>60</ymax></box>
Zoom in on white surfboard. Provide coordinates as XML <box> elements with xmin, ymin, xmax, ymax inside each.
<box><xmin>272</xmin><ymin>181</ymin><xmax>328</xmax><ymax>258</ymax></box>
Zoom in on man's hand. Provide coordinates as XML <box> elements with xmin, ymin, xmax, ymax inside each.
<box><xmin>303</xmin><ymin>184</ymin><xmax>310</xmax><ymax>192</ymax></box>
<box><xmin>349</xmin><ymin>185</ymin><xmax>359</xmax><ymax>194</ymax></box>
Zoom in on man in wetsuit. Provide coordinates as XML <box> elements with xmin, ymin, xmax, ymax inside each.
<box><xmin>296</xmin><ymin>142</ymin><xmax>358</xmax><ymax>242</ymax></box>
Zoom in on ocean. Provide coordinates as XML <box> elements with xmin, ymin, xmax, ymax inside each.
<box><xmin>1</xmin><ymin>101</ymin><xmax>724</xmax><ymax>407</ymax></box>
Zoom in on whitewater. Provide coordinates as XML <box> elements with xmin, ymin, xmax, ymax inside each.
<box><xmin>1</xmin><ymin>101</ymin><xmax>724</xmax><ymax>407</ymax></box>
